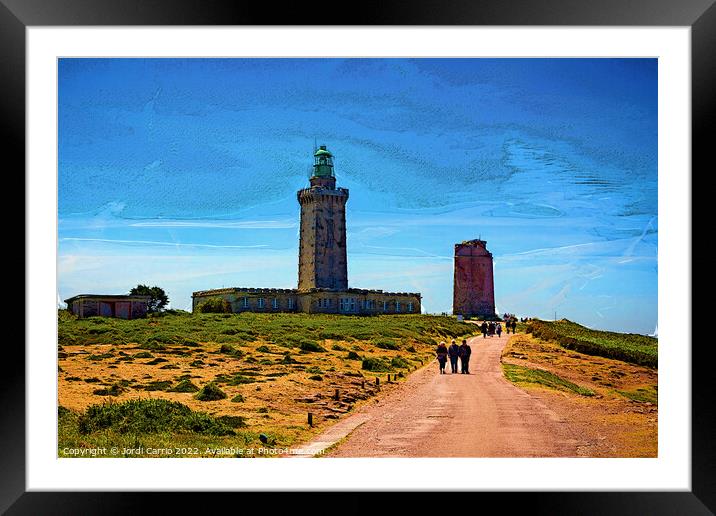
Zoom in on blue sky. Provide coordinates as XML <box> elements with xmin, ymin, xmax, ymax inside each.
<box><xmin>58</xmin><ymin>58</ymin><xmax>657</xmax><ymax>334</ymax></box>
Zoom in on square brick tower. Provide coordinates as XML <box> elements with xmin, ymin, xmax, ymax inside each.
<box><xmin>453</xmin><ymin>239</ymin><xmax>496</xmax><ymax>318</ymax></box>
<box><xmin>297</xmin><ymin>146</ymin><xmax>349</xmax><ymax>291</ymax></box>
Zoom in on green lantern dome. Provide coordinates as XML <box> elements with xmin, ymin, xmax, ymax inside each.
<box><xmin>313</xmin><ymin>145</ymin><xmax>335</xmax><ymax>177</ymax></box>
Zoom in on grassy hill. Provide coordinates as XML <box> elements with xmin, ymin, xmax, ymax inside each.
<box><xmin>58</xmin><ymin>310</ymin><xmax>474</xmax><ymax>349</ymax></box>
<box><xmin>525</xmin><ymin>319</ymin><xmax>657</xmax><ymax>368</ymax></box>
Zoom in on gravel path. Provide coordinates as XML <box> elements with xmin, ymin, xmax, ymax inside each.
<box><xmin>309</xmin><ymin>333</ymin><xmax>582</xmax><ymax>457</ymax></box>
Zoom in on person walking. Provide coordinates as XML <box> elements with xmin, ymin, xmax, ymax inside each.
<box><xmin>481</xmin><ymin>321</ymin><xmax>488</xmax><ymax>338</ymax></box>
<box><xmin>488</xmin><ymin>321</ymin><xmax>495</xmax><ymax>336</ymax></box>
<box><xmin>436</xmin><ymin>341</ymin><xmax>448</xmax><ymax>374</ymax></box>
<box><xmin>448</xmin><ymin>340</ymin><xmax>460</xmax><ymax>374</ymax></box>
<box><xmin>511</xmin><ymin>319</ymin><xmax>517</xmax><ymax>334</ymax></box>
<box><xmin>458</xmin><ymin>339</ymin><xmax>472</xmax><ymax>374</ymax></box>
<box><xmin>496</xmin><ymin>322</ymin><xmax>502</xmax><ymax>337</ymax></box>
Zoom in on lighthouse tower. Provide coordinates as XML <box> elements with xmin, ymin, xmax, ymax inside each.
<box><xmin>453</xmin><ymin>239</ymin><xmax>496</xmax><ymax>318</ymax></box>
<box><xmin>297</xmin><ymin>146</ymin><xmax>349</xmax><ymax>291</ymax></box>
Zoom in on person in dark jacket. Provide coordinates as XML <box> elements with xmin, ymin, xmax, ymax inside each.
<box><xmin>488</xmin><ymin>321</ymin><xmax>495</xmax><ymax>336</ymax></box>
<box><xmin>448</xmin><ymin>340</ymin><xmax>460</xmax><ymax>374</ymax></box>
<box><xmin>458</xmin><ymin>339</ymin><xmax>472</xmax><ymax>373</ymax></box>
<box><xmin>436</xmin><ymin>341</ymin><xmax>448</xmax><ymax>374</ymax></box>
<box><xmin>481</xmin><ymin>321</ymin><xmax>488</xmax><ymax>338</ymax></box>
<box><xmin>511</xmin><ymin>319</ymin><xmax>517</xmax><ymax>334</ymax></box>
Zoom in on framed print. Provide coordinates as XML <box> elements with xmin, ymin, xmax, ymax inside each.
<box><xmin>7</xmin><ymin>0</ymin><xmax>710</xmax><ymax>513</ymax></box>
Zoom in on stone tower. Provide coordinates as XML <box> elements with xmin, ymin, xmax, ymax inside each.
<box><xmin>297</xmin><ymin>145</ymin><xmax>349</xmax><ymax>291</ymax></box>
<box><xmin>453</xmin><ymin>239</ymin><xmax>496</xmax><ymax>317</ymax></box>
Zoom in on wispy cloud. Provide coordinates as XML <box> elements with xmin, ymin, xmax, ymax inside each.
<box><xmin>59</xmin><ymin>237</ymin><xmax>268</xmax><ymax>249</ymax></box>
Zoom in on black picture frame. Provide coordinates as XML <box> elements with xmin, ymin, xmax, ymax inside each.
<box><xmin>6</xmin><ymin>0</ymin><xmax>708</xmax><ymax>513</ymax></box>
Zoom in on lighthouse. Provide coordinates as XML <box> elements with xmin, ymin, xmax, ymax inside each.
<box><xmin>297</xmin><ymin>145</ymin><xmax>350</xmax><ymax>291</ymax></box>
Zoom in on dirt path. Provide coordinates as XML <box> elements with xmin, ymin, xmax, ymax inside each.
<box><xmin>300</xmin><ymin>333</ymin><xmax>583</xmax><ymax>457</ymax></box>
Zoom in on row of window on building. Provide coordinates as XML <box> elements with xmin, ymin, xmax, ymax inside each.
<box><xmin>241</xmin><ymin>297</ymin><xmax>295</xmax><ymax>309</ymax></box>
<box><xmin>236</xmin><ymin>297</ymin><xmax>414</xmax><ymax>312</ymax></box>
<box><xmin>317</xmin><ymin>297</ymin><xmax>414</xmax><ymax>313</ymax></box>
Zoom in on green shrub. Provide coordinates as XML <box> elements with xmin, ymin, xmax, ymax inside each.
<box><xmin>308</xmin><ymin>375</ymin><xmax>323</xmax><ymax>381</ymax></box>
<box><xmin>361</xmin><ymin>357</ymin><xmax>393</xmax><ymax>372</ymax></box>
<box><xmin>195</xmin><ymin>382</ymin><xmax>227</xmax><ymax>401</ymax></box>
<box><xmin>77</xmin><ymin>398</ymin><xmax>234</xmax><ymax>435</ymax></box>
<box><xmin>346</xmin><ymin>351</ymin><xmax>361</xmax><ymax>360</ymax></box>
<box><xmin>231</xmin><ymin>394</ymin><xmax>246</xmax><ymax>403</ymax></box>
<box><xmin>374</xmin><ymin>339</ymin><xmax>399</xmax><ymax>350</ymax></box>
<box><xmin>306</xmin><ymin>366</ymin><xmax>323</xmax><ymax>374</ymax></box>
<box><xmin>331</xmin><ymin>344</ymin><xmax>346</xmax><ymax>351</ymax></box>
<box><xmin>198</xmin><ymin>298</ymin><xmax>232</xmax><ymax>313</ymax></box>
<box><xmin>216</xmin><ymin>415</ymin><xmax>247</xmax><ymax>428</ymax></box>
<box><xmin>280</xmin><ymin>354</ymin><xmax>296</xmax><ymax>364</ymax></box>
<box><xmin>169</xmin><ymin>379</ymin><xmax>199</xmax><ymax>393</ymax></box>
<box><xmin>256</xmin><ymin>345</ymin><xmax>271</xmax><ymax>353</ymax></box>
<box><xmin>144</xmin><ymin>380</ymin><xmax>172</xmax><ymax>391</ymax></box>
<box><xmin>92</xmin><ymin>383</ymin><xmax>125</xmax><ymax>396</ymax></box>
<box><xmin>299</xmin><ymin>340</ymin><xmax>325</xmax><ymax>352</ymax></box>
<box><xmin>391</xmin><ymin>356</ymin><xmax>411</xmax><ymax>369</ymax></box>
<box><xmin>133</xmin><ymin>351</ymin><xmax>154</xmax><ymax>359</ymax></box>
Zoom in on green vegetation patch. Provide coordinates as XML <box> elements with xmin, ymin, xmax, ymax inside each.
<box><xmin>195</xmin><ymin>382</ymin><xmax>228</xmax><ymax>401</ymax></box>
<box><xmin>362</xmin><ymin>357</ymin><xmax>393</xmax><ymax>372</ymax></box>
<box><xmin>77</xmin><ymin>398</ymin><xmax>235</xmax><ymax>435</ymax></box>
<box><xmin>526</xmin><ymin>319</ymin><xmax>657</xmax><ymax>368</ymax></box>
<box><xmin>298</xmin><ymin>340</ymin><xmax>325</xmax><ymax>353</ymax></box>
<box><xmin>374</xmin><ymin>339</ymin><xmax>399</xmax><ymax>350</ymax></box>
<box><xmin>502</xmin><ymin>363</ymin><xmax>594</xmax><ymax>396</ymax></box>
<box><xmin>92</xmin><ymin>383</ymin><xmax>126</xmax><ymax>396</ymax></box>
<box><xmin>168</xmin><ymin>379</ymin><xmax>199</xmax><ymax>393</ymax></box>
<box><xmin>144</xmin><ymin>380</ymin><xmax>173</xmax><ymax>391</ymax></box>
<box><xmin>616</xmin><ymin>386</ymin><xmax>658</xmax><ymax>404</ymax></box>
<box><xmin>390</xmin><ymin>356</ymin><xmax>411</xmax><ymax>369</ymax></box>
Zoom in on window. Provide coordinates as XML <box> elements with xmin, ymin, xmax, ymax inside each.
<box><xmin>272</xmin><ymin>298</ymin><xmax>278</xmax><ymax>309</ymax></box>
<box><xmin>257</xmin><ymin>298</ymin><xmax>265</xmax><ymax>309</ymax></box>
<box><xmin>318</xmin><ymin>298</ymin><xmax>332</xmax><ymax>309</ymax></box>
<box><xmin>408</xmin><ymin>302</ymin><xmax>414</xmax><ymax>313</ymax></box>
<box><xmin>395</xmin><ymin>301</ymin><xmax>401</xmax><ymax>312</ymax></box>
<box><xmin>383</xmin><ymin>301</ymin><xmax>388</xmax><ymax>312</ymax></box>
<box><xmin>242</xmin><ymin>297</ymin><xmax>249</xmax><ymax>308</ymax></box>
<box><xmin>349</xmin><ymin>298</ymin><xmax>356</xmax><ymax>312</ymax></box>
<box><xmin>288</xmin><ymin>298</ymin><xmax>294</xmax><ymax>309</ymax></box>
<box><xmin>339</xmin><ymin>298</ymin><xmax>347</xmax><ymax>312</ymax></box>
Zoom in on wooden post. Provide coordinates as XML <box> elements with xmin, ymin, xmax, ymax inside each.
<box><xmin>308</xmin><ymin>412</ymin><xmax>313</xmax><ymax>427</ymax></box>
<box><xmin>376</xmin><ymin>377</ymin><xmax>380</xmax><ymax>386</ymax></box>
<box><xmin>334</xmin><ymin>389</ymin><xmax>340</xmax><ymax>401</ymax></box>
<box><xmin>361</xmin><ymin>380</ymin><xmax>365</xmax><ymax>389</ymax></box>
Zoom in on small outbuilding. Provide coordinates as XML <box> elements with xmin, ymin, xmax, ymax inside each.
<box><xmin>64</xmin><ymin>294</ymin><xmax>151</xmax><ymax>319</ymax></box>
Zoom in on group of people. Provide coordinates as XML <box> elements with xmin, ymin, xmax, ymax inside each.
<box><xmin>478</xmin><ymin>320</ymin><xmax>516</xmax><ymax>337</ymax></box>
<box><xmin>435</xmin><ymin>339</ymin><xmax>471</xmax><ymax>374</ymax></box>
